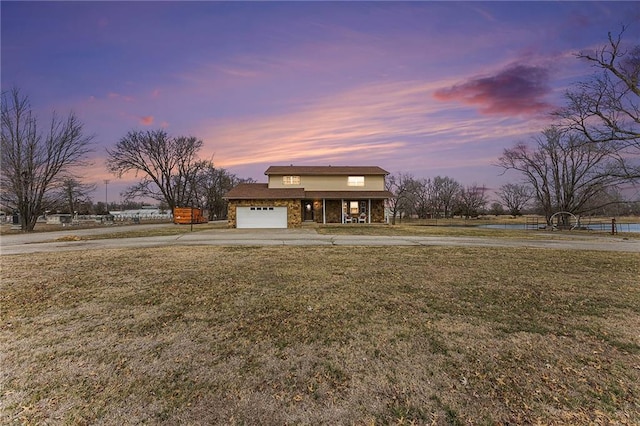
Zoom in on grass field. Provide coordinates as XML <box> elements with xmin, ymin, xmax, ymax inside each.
<box><xmin>1</xmin><ymin>243</ymin><xmax>639</xmax><ymax>425</ymax></box>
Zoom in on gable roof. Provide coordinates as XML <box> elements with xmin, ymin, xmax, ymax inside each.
<box><xmin>264</xmin><ymin>165</ymin><xmax>389</xmax><ymax>176</ymax></box>
<box><xmin>225</xmin><ymin>183</ymin><xmax>305</xmax><ymax>200</ymax></box>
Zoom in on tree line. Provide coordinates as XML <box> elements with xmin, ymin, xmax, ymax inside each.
<box><xmin>389</xmin><ymin>27</ymin><xmax>639</xmax><ymax>226</ymax></box>
<box><xmin>385</xmin><ymin>174</ymin><xmax>489</xmax><ymax>224</ymax></box>
<box><xmin>0</xmin><ymin>90</ymin><xmax>251</xmax><ymax>231</ymax></box>
<box><xmin>2</xmin><ymin>28</ymin><xmax>638</xmax><ymax>231</ymax></box>
<box><xmin>385</xmin><ymin>169</ymin><xmax>636</xmax><ymax>225</ymax></box>
<box><xmin>497</xmin><ymin>26</ymin><xmax>639</xmax><ymax>225</ymax></box>
<box><xmin>105</xmin><ymin>129</ymin><xmax>254</xmax><ymax>221</ymax></box>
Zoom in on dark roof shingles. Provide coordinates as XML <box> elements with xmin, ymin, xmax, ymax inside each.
<box><xmin>225</xmin><ymin>183</ymin><xmax>305</xmax><ymax>200</ymax></box>
<box><xmin>264</xmin><ymin>165</ymin><xmax>389</xmax><ymax>176</ymax></box>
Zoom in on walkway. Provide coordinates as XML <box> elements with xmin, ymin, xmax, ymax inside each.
<box><xmin>1</xmin><ymin>224</ymin><xmax>638</xmax><ymax>255</ymax></box>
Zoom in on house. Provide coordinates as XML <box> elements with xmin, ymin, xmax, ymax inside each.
<box><xmin>225</xmin><ymin>165</ymin><xmax>393</xmax><ymax>228</ymax></box>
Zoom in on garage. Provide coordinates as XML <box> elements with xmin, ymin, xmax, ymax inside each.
<box><xmin>236</xmin><ymin>206</ymin><xmax>288</xmax><ymax>229</ymax></box>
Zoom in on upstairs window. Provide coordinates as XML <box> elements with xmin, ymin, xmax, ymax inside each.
<box><xmin>282</xmin><ymin>175</ymin><xmax>300</xmax><ymax>185</ymax></box>
<box><xmin>347</xmin><ymin>176</ymin><xmax>365</xmax><ymax>186</ymax></box>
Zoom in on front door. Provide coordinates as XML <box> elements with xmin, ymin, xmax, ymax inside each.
<box><xmin>302</xmin><ymin>200</ymin><xmax>314</xmax><ymax>221</ymax></box>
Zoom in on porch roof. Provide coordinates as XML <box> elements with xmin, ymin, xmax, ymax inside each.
<box><xmin>225</xmin><ymin>183</ymin><xmax>305</xmax><ymax>200</ymax></box>
<box><xmin>304</xmin><ymin>190</ymin><xmax>393</xmax><ymax>200</ymax></box>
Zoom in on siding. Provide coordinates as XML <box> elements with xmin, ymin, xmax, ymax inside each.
<box><xmin>268</xmin><ymin>174</ymin><xmax>385</xmax><ymax>191</ymax></box>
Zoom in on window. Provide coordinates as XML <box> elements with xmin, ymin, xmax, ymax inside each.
<box><xmin>348</xmin><ymin>176</ymin><xmax>365</xmax><ymax>186</ymax></box>
<box><xmin>350</xmin><ymin>201</ymin><xmax>359</xmax><ymax>215</ymax></box>
<box><xmin>283</xmin><ymin>175</ymin><xmax>300</xmax><ymax>185</ymax></box>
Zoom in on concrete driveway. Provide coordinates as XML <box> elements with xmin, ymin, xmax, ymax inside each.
<box><xmin>1</xmin><ymin>224</ymin><xmax>639</xmax><ymax>255</ymax></box>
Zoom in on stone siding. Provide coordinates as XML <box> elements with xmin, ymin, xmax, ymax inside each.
<box><xmin>370</xmin><ymin>199</ymin><xmax>386</xmax><ymax>223</ymax></box>
<box><xmin>324</xmin><ymin>200</ymin><xmax>342</xmax><ymax>223</ymax></box>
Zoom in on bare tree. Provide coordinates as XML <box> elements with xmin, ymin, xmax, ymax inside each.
<box><xmin>195</xmin><ymin>162</ymin><xmax>254</xmax><ymax>220</ymax></box>
<box><xmin>497</xmin><ymin>183</ymin><xmax>533</xmax><ymax>217</ymax></box>
<box><xmin>497</xmin><ymin>127</ymin><xmax>622</xmax><ymax>225</ymax></box>
<box><xmin>386</xmin><ymin>173</ymin><xmax>418</xmax><ymax>225</ymax></box>
<box><xmin>430</xmin><ymin>176</ymin><xmax>461</xmax><ymax>218</ymax></box>
<box><xmin>56</xmin><ymin>177</ymin><xmax>96</xmax><ymax>215</ymax></box>
<box><xmin>556</xmin><ymin>26</ymin><xmax>639</xmax><ymax>179</ymax></box>
<box><xmin>456</xmin><ymin>184</ymin><xmax>489</xmax><ymax>219</ymax></box>
<box><xmin>412</xmin><ymin>178</ymin><xmax>432</xmax><ymax>219</ymax></box>
<box><xmin>488</xmin><ymin>202</ymin><xmax>505</xmax><ymax>216</ymax></box>
<box><xmin>1</xmin><ymin>88</ymin><xmax>93</xmax><ymax>231</ymax></box>
<box><xmin>106</xmin><ymin>130</ymin><xmax>205</xmax><ymax>210</ymax></box>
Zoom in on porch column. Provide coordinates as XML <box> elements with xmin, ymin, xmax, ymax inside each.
<box><xmin>368</xmin><ymin>199</ymin><xmax>371</xmax><ymax>223</ymax></box>
<box><xmin>341</xmin><ymin>198</ymin><xmax>344</xmax><ymax>223</ymax></box>
<box><xmin>322</xmin><ymin>198</ymin><xmax>326</xmax><ymax>224</ymax></box>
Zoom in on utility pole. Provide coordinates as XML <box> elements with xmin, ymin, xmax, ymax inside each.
<box><xmin>103</xmin><ymin>179</ymin><xmax>110</xmax><ymax>213</ymax></box>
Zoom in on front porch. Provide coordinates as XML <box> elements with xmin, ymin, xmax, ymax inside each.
<box><xmin>302</xmin><ymin>198</ymin><xmax>386</xmax><ymax>224</ymax></box>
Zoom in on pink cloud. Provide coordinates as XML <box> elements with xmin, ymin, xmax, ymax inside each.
<box><xmin>139</xmin><ymin>115</ymin><xmax>154</xmax><ymax>126</ymax></box>
<box><xmin>433</xmin><ymin>64</ymin><xmax>553</xmax><ymax>116</ymax></box>
<box><xmin>196</xmin><ymin>79</ymin><xmax>542</xmax><ymax>173</ymax></box>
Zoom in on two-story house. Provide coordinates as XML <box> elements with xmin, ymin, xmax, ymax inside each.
<box><xmin>225</xmin><ymin>165</ymin><xmax>392</xmax><ymax>228</ymax></box>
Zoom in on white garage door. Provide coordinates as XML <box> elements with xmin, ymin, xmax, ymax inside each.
<box><xmin>236</xmin><ymin>206</ymin><xmax>287</xmax><ymax>229</ymax></box>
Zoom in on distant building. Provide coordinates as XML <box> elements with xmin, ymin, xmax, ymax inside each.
<box><xmin>110</xmin><ymin>207</ymin><xmax>172</xmax><ymax>220</ymax></box>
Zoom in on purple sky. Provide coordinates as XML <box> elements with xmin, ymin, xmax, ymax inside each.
<box><xmin>2</xmin><ymin>1</ymin><xmax>639</xmax><ymax>203</ymax></box>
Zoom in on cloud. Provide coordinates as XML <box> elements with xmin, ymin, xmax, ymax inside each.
<box><xmin>214</xmin><ymin>65</ymin><xmax>263</xmax><ymax>79</ymax></box>
<box><xmin>195</xmin><ymin>78</ymin><xmax>546</xmax><ymax>177</ymax></box>
<box><xmin>139</xmin><ymin>115</ymin><xmax>154</xmax><ymax>126</ymax></box>
<box><xmin>433</xmin><ymin>64</ymin><xmax>553</xmax><ymax>116</ymax></box>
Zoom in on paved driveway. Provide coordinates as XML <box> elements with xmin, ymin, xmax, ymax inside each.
<box><xmin>1</xmin><ymin>224</ymin><xmax>639</xmax><ymax>255</ymax></box>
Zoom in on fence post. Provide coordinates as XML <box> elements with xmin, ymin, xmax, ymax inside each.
<box><xmin>611</xmin><ymin>218</ymin><xmax>617</xmax><ymax>235</ymax></box>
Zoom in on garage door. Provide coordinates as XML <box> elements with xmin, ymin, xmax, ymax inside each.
<box><xmin>236</xmin><ymin>206</ymin><xmax>287</xmax><ymax>229</ymax></box>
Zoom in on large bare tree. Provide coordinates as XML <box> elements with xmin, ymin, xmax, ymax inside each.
<box><xmin>556</xmin><ymin>26</ymin><xmax>639</xmax><ymax>179</ymax></box>
<box><xmin>193</xmin><ymin>162</ymin><xmax>254</xmax><ymax>220</ymax></box>
<box><xmin>497</xmin><ymin>127</ymin><xmax>622</xmax><ymax>225</ymax></box>
<box><xmin>56</xmin><ymin>177</ymin><xmax>96</xmax><ymax>215</ymax></box>
<box><xmin>430</xmin><ymin>176</ymin><xmax>461</xmax><ymax>219</ymax></box>
<box><xmin>106</xmin><ymin>130</ymin><xmax>205</xmax><ymax>210</ymax></box>
<box><xmin>412</xmin><ymin>177</ymin><xmax>432</xmax><ymax>219</ymax></box>
<box><xmin>1</xmin><ymin>88</ymin><xmax>93</xmax><ymax>231</ymax></box>
<box><xmin>456</xmin><ymin>184</ymin><xmax>489</xmax><ymax>219</ymax></box>
<box><xmin>386</xmin><ymin>172</ymin><xmax>419</xmax><ymax>224</ymax></box>
<box><xmin>497</xmin><ymin>183</ymin><xmax>533</xmax><ymax>217</ymax></box>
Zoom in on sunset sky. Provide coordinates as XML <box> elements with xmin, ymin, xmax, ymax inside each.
<box><xmin>2</xmin><ymin>1</ymin><xmax>639</xmax><ymax>203</ymax></box>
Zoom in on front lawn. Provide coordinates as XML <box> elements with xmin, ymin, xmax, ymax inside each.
<box><xmin>1</xmin><ymin>246</ymin><xmax>638</xmax><ymax>424</ymax></box>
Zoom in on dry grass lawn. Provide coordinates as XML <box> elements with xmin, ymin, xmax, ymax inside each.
<box><xmin>1</xmin><ymin>245</ymin><xmax>639</xmax><ymax>425</ymax></box>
